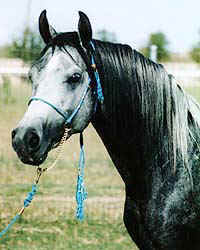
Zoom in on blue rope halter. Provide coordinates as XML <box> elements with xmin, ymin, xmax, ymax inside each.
<box><xmin>28</xmin><ymin>41</ymin><xmax>103</xmax><ymax>220</ymax></box>
<box><xmin>28</xmin><ymin>83</ymin><xmax>90</xmax><ymax>126</ymax></box>
<box><xmin>0</xmin><ymin>41</ymin><xmax>103</xmax><ymax>239</ymax></box>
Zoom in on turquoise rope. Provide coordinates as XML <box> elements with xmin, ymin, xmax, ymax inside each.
<box><xmin>76</xmin><ymin>133</ymin><xmax>87</xmax><ymax>220</ymax></box>
<box><xmin>23</xmin><ymin>184</ymin><xmax>37</xmax><ymax>207</ymax></box>
<box><xmin>29</xmin><ymin>83</ymin><xmax>90</xmax><ymax>126</ymax></box>
<box><xmin>0</xmin><ymin>214</ymin><xmax>20</xmax><ymax>238</ymax></box>
<box><xmin>28</xmin><ymin>97</ymin><xmax>68</xmax><ymax>121</ymax></box>
<box><xmin>66</xmin><ymin>84</ymin><xmax>90</xmax><ymax>125</ymax></box>
<box><xmin>0</xmin><ymin>184</ymin><xmax>37</xmax><ymax>239</ymax></box>
<box><xmin>94</xmin><ymin>70</ymin><xmax>104</xmax><ymax>104</ymax></box>
<box><xmin>90</xmin><ymin>41</ymin><xmax>104</xmax><ymax>104</ymax></box>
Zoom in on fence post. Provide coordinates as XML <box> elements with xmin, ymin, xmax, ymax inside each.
<box><xmin>150</xmin><ymin>45</ymin><xmax>157</xmax><ymax>63</ymax></box>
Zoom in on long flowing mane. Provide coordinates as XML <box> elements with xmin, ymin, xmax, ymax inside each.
<box><xmin>93</xmin><ymin>39</ymin><xmax>200</xmax><ymax>175</ymax></box>
<box><xmin>35</xmin><ymin>32</ymin><xmax>200</xmax><ymax>176</ymax></box>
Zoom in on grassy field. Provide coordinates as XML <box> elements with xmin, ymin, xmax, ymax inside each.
<box><xmin>0</xmin><ymin>80</ymin><xmax>136</xmax><ymax>249</ymax></box>
<box><xmin>0</xmin><ymin>79</ymin><xmax>200</xmax><ymax>250</ymax></box>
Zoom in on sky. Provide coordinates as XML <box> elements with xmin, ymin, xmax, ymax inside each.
<box><xmin>1</xmin><ymin>0</ymin><xmax>200</xmax><ymax>53</ymax></box>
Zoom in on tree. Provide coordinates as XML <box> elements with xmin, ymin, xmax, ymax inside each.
<box><xmin>2</xmin><ymin>27</ymin><xmax>44</xmax><ymax>63</ymax></box>
<box><xmin>190</xmin><ymin>45</ymin><xmax>200</xmax><ymax>63</ymax></box>
<box><xmin>191</xmin><ymin>47</ymin><xmax>200</xmax><ymax>64</ymax></box>
<box><xmin>190</xmin><ymin>29</ymin><xmax>200</xmax><ymax>64</ymax></box>
<box><xmin>141</xmin><ymin>32</ymin><xmax>170</xmax><ymax>62</ymax></box>
<box><xmin>95</xmin><ymin>29</ymin><xmax>117</xmax><ymax>43</ymax></box>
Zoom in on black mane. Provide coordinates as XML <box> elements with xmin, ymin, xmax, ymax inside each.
<box><xmin>35</xmin><ymin>32</ymin><xmax>200</xmax><ymax>175</ymax></box>
<box><xmin>93</xmin><ymin>40</ymin><xmax>194</xmax><ymax>172</ymax></box>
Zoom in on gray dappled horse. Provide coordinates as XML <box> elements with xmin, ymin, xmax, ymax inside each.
<box><xmin>12</xmin><ymin>10</ymin><xmax>200</xmax><ymax>250</ymax></box>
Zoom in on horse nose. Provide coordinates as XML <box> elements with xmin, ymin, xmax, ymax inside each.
<box><xmin>12</xmin><ymin>127</ymin><xmax>41</xmax><ymax>153</ymax></box>
<box><xmin>26</xmin><ymin>130</ymin><xmax>41</xmax><ymax>152</ymax></box>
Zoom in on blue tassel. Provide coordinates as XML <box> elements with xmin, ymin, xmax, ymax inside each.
<box><xmin>90</xmin><ymin>41</ymin><xmax>104</xmax><ymax>104</ymax></box>
<box><xmin>94</xmin><ymin>71</ymin><xmax>104</xmax><ymax>103</ymax></box>
<box><xmin>90</xmin><ymin>41</ymin><xmax>96</xmax><ymax>51</ymax></box>
<box><xmin>76</xmin><ymin>133</ymin><xmax>87</xmax><ymax>220</ymax></box>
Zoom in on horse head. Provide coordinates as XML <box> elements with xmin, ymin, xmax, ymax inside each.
<box><xmin>12</xmin><ymin>10</ymin><xmax>97</xmax><ymax>166</ymax></box>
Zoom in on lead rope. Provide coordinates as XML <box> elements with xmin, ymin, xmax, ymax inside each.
<box><xmin>0</xmin><ymin>127</ymin><xmax>80</xmax><ymax>239</ymax></box>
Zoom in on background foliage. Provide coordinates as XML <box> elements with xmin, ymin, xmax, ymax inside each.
<box><xmin>190</xmin><ymin>31</ymin><xmax>200</xmax><ymax>64</ymax></box>
<box><xmin>0</xmin><ymin>28</ymin><xmax>118</xmax><ymax>64</ymax></box>
<box><xmin>141</xmin><ymin>31</ymin><xmax>170</xmax><ymax>62</ymax></box>
<box><xmin>0</xmin><ymin>28</ymin><xmax>44</xmax><ymax>63</ymax></box>
<box><xmin>190</xmin><ymin>47</ymin><xmax>200</xmax><ymax>63</ymax></box>
<box><xmin>95</xmin><ymin>29</ymin><xmax>118</xmax><ymax>43</ymax></box>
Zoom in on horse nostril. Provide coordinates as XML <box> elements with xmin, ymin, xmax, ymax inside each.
<box><xmin>26</xmin><ymin>131</ymin><xmax>40</xmax><ymax>152</ymax></box>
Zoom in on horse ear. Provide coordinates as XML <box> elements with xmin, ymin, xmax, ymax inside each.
<box><xmin>78</xmin><ymin>11</ymin><xmax>92</xmax><ymax>48</ymax></box>
<box><xmin>39</xmin><ymin>10</ymin><xmax>55</xmax><ymax>44</ymax></box>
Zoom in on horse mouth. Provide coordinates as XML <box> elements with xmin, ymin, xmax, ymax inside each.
<box><xmin>18</xmin><ymin>152</ymin><xmax>48</xmax><ymax>166</ymax></box>
<box><xmin>15</xmin><ymin>128</ymin><xmax>73</xmax><ymax>167</ymax></box>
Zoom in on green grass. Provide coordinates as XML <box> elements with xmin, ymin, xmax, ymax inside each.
<box><xmin>0</xmin><ymin>217</ymin><xmax>133</xmax><ymax>250</ymax></box>
<box><xmin>0</xmin><ymin>82</ymin><xmax>136</xmax><ymax>249</ymax></box>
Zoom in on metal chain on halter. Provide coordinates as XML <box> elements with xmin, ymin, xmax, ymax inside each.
<box><xmin>36</xmin><ymin>127</ymin><xmax>69</xmax><ymax>176</ymax></box>
<box><xmin>0</xmin><ymin>127</ymin><xmax>69</xmax><ymax>239</ymax></box>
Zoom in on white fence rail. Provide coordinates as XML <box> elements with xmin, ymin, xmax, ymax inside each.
<box><xmin>0</xmin><ymin>59</ymin><xmax>29</xmax><ymax>84</ymax></box>
<box><xmin>0</xmin><ymin>59</ymin><xmax>200</xmax><ymax>87</ymax></box>
<box><xmin>0</xmin><ymin>67</ymin><xmax>28</xmax><ymax>75</ymax></box>
<box><xmin>163</xmin><ymin>62</ymin><xmax>200</xmax><ymax>87</ymax></box>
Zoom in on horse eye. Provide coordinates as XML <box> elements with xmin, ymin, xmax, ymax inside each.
<box><xmin>68</xmin><ymin>73</ymin><xmax>81</xmax><ymax>84</ymax></box>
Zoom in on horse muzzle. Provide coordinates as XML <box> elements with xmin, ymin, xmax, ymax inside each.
<box><xmin>12</xmin><ymin>121</ymin><xmax>50</xmax><ymax>166</ymax></box>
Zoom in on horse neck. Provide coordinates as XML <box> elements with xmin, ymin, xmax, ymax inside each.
<box><xmin>92</xmin><ymin>42</ymin><xmax>160</xmax><ymax>154</ymax></box>
<box><xmin>92</xmin><ymin>41</ymin><xmax>190</xmax><ymax>178</ymax></box>
<box><xmin>91</xmin><ymin>44</ymin><xmax>146</xmax><ymax>187</ymax></box>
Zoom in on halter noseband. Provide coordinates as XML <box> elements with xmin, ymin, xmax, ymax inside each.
<box><xmin>28</xmin><ymin>40</ymin><xmax>103</xmax><ymax>127</ymax></box>
<box><xmin>28</xmin><ymin>83</ymin><xmax>90</xmax><ymax>126</ymax></box>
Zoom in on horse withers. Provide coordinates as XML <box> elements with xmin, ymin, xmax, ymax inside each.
<box><xmin>12</xmin><ymin>10</ymin><xmax>200</xmax><ymax>250</ymax></box>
